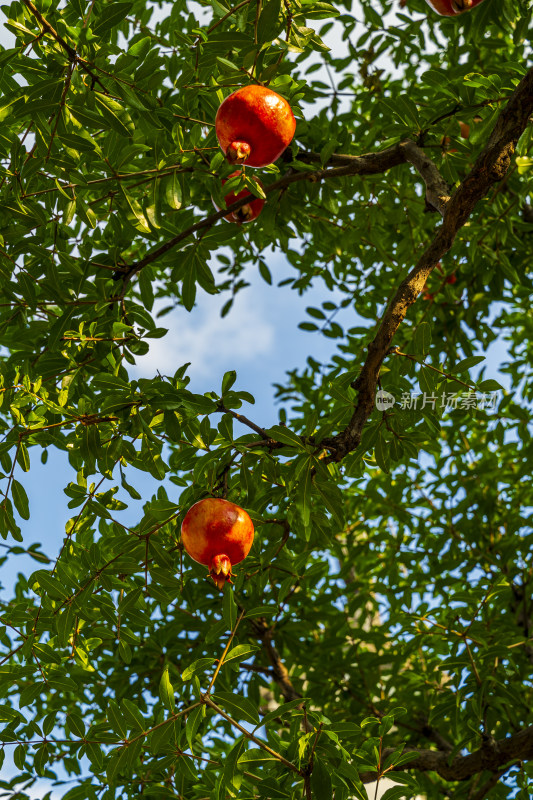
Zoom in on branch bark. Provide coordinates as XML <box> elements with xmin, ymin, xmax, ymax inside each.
<box><xmin>359</xmin><ymin>727</ymin><xmax>533</xmax><ymax>783</ymax></box>
<box><xmin>399</xmin><ymin>140</ymin><xmax>451</xmax><ymax>215</ymax></box>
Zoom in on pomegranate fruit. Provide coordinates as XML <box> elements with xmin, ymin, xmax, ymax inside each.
<box><xmin>215</xmin><ymin>171</ymin><xmax>265</xmax><ymax>224</ymax></box>
<box><xmin>424</xmin><ymin>0</ymin><xmax>486</xmax><ymax>14</ymax></box>
<box><xmin>181</xmin><ymin>498</ymin><xmax>254</xmax><ymax>590</ymax></box>
<box><xmin>422</xmin><ymin>283</ymin><xmax>434</xmax><ymax>301</ymax></box>
<box><xmin>215</xmin><ymin>85</ymin><xmax>296</xmax><ymax>168</ymax></box>
<box><xmin>458</xmin><ymin>121</ymin><xmax>470</xmax><ymax>139</ymax></box>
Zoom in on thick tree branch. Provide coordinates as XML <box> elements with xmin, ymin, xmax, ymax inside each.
<box><xmin>359</xmin><ymin>727</ymin><xmax>532</xmax><ymax>783</ymax></box>
<box><xmin>326</xmin><ymin>64</ymin><xmax>533</xmax><ymax>460</ymax></box>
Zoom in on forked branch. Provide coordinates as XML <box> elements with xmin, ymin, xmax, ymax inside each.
<box><xmin>326</xmin><ymin>63</ymin><xmax>533</xmax><ymax>459</ymax></box>
<box><xmin>358</xmin><ymin>726</ymin><xmax>532</xmax><ymax>783</ymax></box>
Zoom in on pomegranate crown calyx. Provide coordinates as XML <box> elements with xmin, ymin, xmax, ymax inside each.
<box><xmin>226</xmin><ymin>141</ymin><xmax>251</xmax><ymax>165</ymax></box>
<box><xmin>234</xmin><ymin>204</ymin><xmax>253</xmax><ymax>224</ymax></box>
<box><xmin>209</xmin><ymin>554</ymin><xmax>233</xmax><ymax>591</ymax></box>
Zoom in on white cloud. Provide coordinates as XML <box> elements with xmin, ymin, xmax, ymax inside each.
<box><xmin>366</xmin><ymin>777</ymin><xmax>424</xmax><ymax>799</ymax></box>
<box><xmin>132</xmin><ymin>284</ymin><xmax>275</xmax><ymax>381</ymax></box>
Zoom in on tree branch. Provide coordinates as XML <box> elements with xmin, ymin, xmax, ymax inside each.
<box><xmin>358</xmin><ymin>727</ymin><xmax>533</xmax><ymax>783</ymax></box>
<box><xmin>399</xmin><ymin>140</ymin><xmax>451</xmax><ymax>215</ymax></box>
<box><xmin>21</xmin><ymin>0</ymin><xmax>108</xmax><ymax>93</ymax></box>
<box><xmin>21</xmin><ymin>0</ymin><xmax>77</xmax><ymax>58</ymax></box>
<box><xmin>115</xmin><ymin>139</ymin><xmax>440</xmax><ymax>286</ymax></box>
<box><xmin>325</xmin><ymin>64</ymin><xmax>533</xmax><ymax>460</ymax></box>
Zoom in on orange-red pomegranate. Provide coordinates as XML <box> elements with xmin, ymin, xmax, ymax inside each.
<box><xmin>216</xmin><ymin>171</ymin><xmax>265</xmax><ymax>224</ymax></box>
<box><xmin>181</xmin><ymin>498</ymin><xmax>254</xmax><ymax>590</ymax></box>
<box><xmin>215</xmin><ymin>85</ymin><xmax>296</xmax><ymax>168</ymax></box>
<box><xmin>425</xmin><ymin>0</ymin><xmax>486</xmax><ymax>14</ymax></box>
<box><xmin>458</xmin><ymin>121</ymin><xmax>470</xmax><ymax>139</ymax></box>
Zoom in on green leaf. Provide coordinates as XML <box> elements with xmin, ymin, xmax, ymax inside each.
<box><xmin>17</xmin><ymin>442</ymin><xmax>30</xmax><ymax>472</ymax></box>
<box><xmin>107</xmin><ymin>700</ymin><xmax>128</xmax><ymax>739</ymax></box>
<box><xmin>222</xmin><ymin>585</ymin><xmax>237</xmax><ymax>630</ymax></box>
<box><xmin>32</xmin><ymin>570</ymin><xmax>68</xmax><ymax>599</ymax></box>
<box><xmin>92</xmin><ymin>2</ymin><xmax>133</xmax><ymax>35</ymax></box>
<box><xmin>311</xmin><ymin>756</ymin><xmax>333</xmax><ymax>800</ymax></box>
<box><xmin>223</xmin><ymin>737</ymin><xmax>244</xmax><ymax>791</ymax></box>
<box><xmin>118</xmin><ymin>640</ymin><xmax>132</xmax><ymax>663</ymax></box>
<box><xmin>265</xmin><ymin>425</ymin><xmax>307</xmax><ymax>450</ymax></box>
<box><xmin>185</xmin><ymin>705</ymin><xmax>205</xmax><ymax>749</ymax></box>
<box><xmin>296</xmin><ymin>457</ymin><xmax>312</xmax><ymax>528</ymax></box>
<box><xmin>374</xmin><ymin>433</ymin><xmax>390</xmax><ymax>474</ymax></box>
<box><xmin>413</xmin><ymin>321</ymin><xmax>431</xmax><ymax>358</ymax></box>
<box><xmin>86</xmin><ymin>741</ymin><xmax>103</xmax><ymax>770</ymax></box>
<box><xmin>159</xmin><ymin>666</ymin><xmax>175</xmax><ymax>711</ymax></box>
<box><xmin>121</xmin><ymin>699</ymin><xmax>145</xmax><ymax>733</ymax></box>
<box><xmin>66</xmin><ymin>712</ymin><xmax>86</xmax><ymax>738</ymax></box>
<box><xmin>237</xmin><ymin>747</ymin><xmax>279</xmax><ymax>764</ymax></box>
<box><xmin>95</xmin><ymin>94</ymin><xmax>135</xmax><ymax>138</ymax></box>
<box><xmin>33</xmin><ymin>643</ymin><xmax>61</xmax><ymax>664</ymax></box>
<box><xmin>477</xmin><ymin>378</ymin><xmax>503</xmax><ymax>392</ymax></box>
<box><xmin>222</xmin><ymin>644</ymin><xmax>260</xmax><ymax>666</ymax></box>
<box><xmin>121</xmin><ymin>186</ymin><xmax>151</xmax><ymax>233</ymax></box>
<box><xmin>164</xmin><ymin>170</ymin><xmax>183</xmax><ymax>210</ymax></box>
<box><xmin>11</xmin><ymin>479</ymin><xmax>29</xmax><ymax>520</ymax></box>
<box><xmin>257</xmin><ymin>0</ymin><xmax>282</xmax><ymax>42</ymax></box>
<box><xmin>221</xmin><ymin>370</ymin><xmax>237</xmax><ymax>394</ymax></box>
<box><xmin>254</xmin><ymin>698</ymin><xmax>307</xmax><ymax>732</ymax></box>
<box><xmin>14</xmin><ymin>743</ymin><xmax>26</xmax><ymax>769</ymax></box>
<box><xmin>454</xmin><ymin>355</ymin><xmax>485</xmax><ymax>374</ymax></box>
<box><xmin>182</xmin><ymin>657</ymin><xmax>215</xmax><ymax>681</ymax></box>
<box><xmin>212</xmin><ymin>691</ymin><xmax>260</xmax><ymax>726</ymax></box>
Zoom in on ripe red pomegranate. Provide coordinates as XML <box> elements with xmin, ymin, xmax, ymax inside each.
<box><xmin>215</xmin><ymin>85</ymin><xmax>296</xmax><ymax>168</ymax></box>
<box><xmin>425</xmin><ymin>0</ymin><xmax>486</xmax><ymax>14</ymax></box>
<box><xmin>181</xmin><ymin>498</ymin><xmax>254</xmax><ymax>590</ymax></box>
<box><xmin>215</xmin><ymin>171</ymin><xmax>265</xmax><ymax>224</ymax></box>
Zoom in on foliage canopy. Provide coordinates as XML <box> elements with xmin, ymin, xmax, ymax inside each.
<box><xmin>0</xmin><ymin>0</ymin><xmax>532</xmax><ymax>798</ymax></box>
